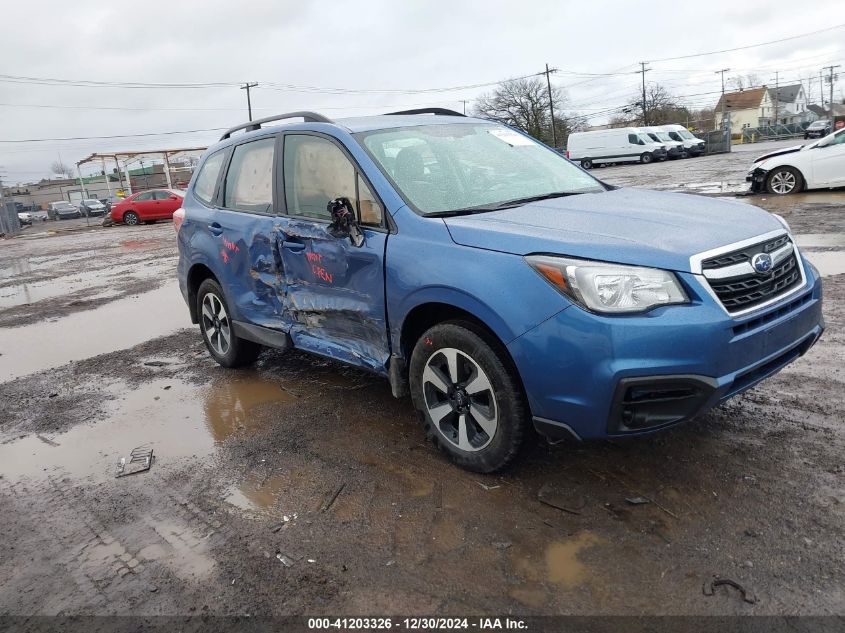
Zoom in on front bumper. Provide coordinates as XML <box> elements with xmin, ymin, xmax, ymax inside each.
<box><xmin>746</xmin><ymin>167</ymin><xmax>768</xmax><ymax>193</ymax></box>
<box><xmin>508</xmin><ymin>258</ymin><xmax>824</xmax><ymax>441</ymax></box>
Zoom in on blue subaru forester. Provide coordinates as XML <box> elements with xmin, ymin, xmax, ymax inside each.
<box><xmin>176</xmin><ymin>109</ymin><xmax>824</xmax><ymax>472</ymax></box>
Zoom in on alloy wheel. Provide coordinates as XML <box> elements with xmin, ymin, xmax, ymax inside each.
<box><xmin>422</xmin><ymin>347</ymin><xmax>498</xmax><ymax>452</ymax></box>
<box><xmin>201</xmin><ymin>292</ymin><xmax>231</xmax><ymax>356</ymax></box>
<box><xmin>770</xmin><ymin>170</ymin><xmax>796</xmax><ymax>194</ymax></box>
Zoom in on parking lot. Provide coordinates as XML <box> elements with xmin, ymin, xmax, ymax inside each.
<box><xmin>1</xmin><ymin>141</ymin><xmax>844</xmax><ymax>618</ymax></box>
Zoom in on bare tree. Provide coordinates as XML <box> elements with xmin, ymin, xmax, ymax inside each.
<box><xmin>727</xmin><ymin>73</ymin><xmax>761</xmax><ymax>91</ymax></box>
<box><xmin>474</xmin><ymin>77</ymin><xmax>576</xmax><ymax>146</ymax></box>
<box><xmin>617</xmin><ymin>84</ymin><xmax>689</xmax><ymax>126</ymax></box>
<box><xmin>50</xmin><ymin>160</ymin><xmax>73</xmax><ymax>178</ymax></box>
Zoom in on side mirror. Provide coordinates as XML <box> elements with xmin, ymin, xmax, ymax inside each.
<box><xmin>327</xmin><ymin>197</ymin><xmax>364</xmax><ymax>248</ymax></box>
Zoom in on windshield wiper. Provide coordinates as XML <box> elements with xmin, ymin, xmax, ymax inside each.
<box><xmin>428</xmin><ymin>191</ymin><xmax>590</xmax><ymax>217</ymax></box>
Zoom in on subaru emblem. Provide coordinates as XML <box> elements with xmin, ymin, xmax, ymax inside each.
<box><xmin>751</xmin><ymin>252</ymin><xmax>773</xmax><ymax>274</ymax></box>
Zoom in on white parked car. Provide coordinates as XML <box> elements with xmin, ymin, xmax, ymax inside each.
<box><xmin>747</xmin><ymin>128</ymin><xmax>845</xmax><ymax>195</ymax></box>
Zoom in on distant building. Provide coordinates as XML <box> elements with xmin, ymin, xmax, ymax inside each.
<box><xmin>714</xmin><ymin>87</ymin><xmax>774</xmax><ymax>134</ymax></box>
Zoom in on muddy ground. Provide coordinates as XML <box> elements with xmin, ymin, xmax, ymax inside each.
<box><xmin>1</xmin><ymin>143</ymin><xmax>844</xmax><ymax>619</ymax></box>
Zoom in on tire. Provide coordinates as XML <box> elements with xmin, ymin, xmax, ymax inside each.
<box><xmin>680</xmin><ymin>150</ymin><xmax>689</xmax><ymax>159</ymax></box>
<box><xmin>196</xmin><ymin>278</ymin><xmax>261</xmax><ymax>368</ymax></box>
<box><xmin>766</xmin><ymin>167</ymin><xmax>803</xmax><ymax>195</ymax></box>
<box><xmin>640</xmin><ymin>153</ymin><xmax>653</xmax><ymax>164</ymax></box>
<box><xmin>123</xmin><ymin>211</ymin><xmax>140</xmax><ymax>226</ymax></box>
<box><xmin>409</xmin><ymin>321</ymin><xmax>529</xmax><ymax>473</ymax></box>
<box><xmin>580</xmin><ymin>159</ymin><xmax>593</xmax><ymax>169</ymax></box>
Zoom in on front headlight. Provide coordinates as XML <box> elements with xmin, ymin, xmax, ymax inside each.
<box><xmin>525</xmin><ymin>255</ymin><xmax>689</xmax><ymax>314</ymax></box>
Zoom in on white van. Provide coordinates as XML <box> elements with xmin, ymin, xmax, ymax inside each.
<box><xmin>566</xmin><ymin>128</ymin><xmax>667</xmax><ymax>169</ymax></box>
<box><xmin>657</xmin><ymin>124</ymin><xmax>706</xmax><ymax>156</ymax></box>
<box><xmin>638</xmin><ymin>127</ymin><xmax>686</xmax><ymax>159</ymax></box>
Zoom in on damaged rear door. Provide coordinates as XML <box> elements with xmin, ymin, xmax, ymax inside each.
<box><xmin>277</xmin><ymin>133</ymin><xmax>390</xmax><ymax>373</ymax></box>
<box><xmin>213</xmin><ymin>135</ymin><xmax>288</xmax><ymax>330</ymax></box>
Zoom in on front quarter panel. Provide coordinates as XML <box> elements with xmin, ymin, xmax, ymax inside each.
<box><xmin>386</xmin><ymin>206</ymin><xmax>572</xmax><ymax>354</ymax></box>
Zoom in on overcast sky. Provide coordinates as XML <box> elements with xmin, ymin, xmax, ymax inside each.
<box><xmin>1</xmin><ymin>0</ymin><xmax>843</xmax><ymax>183</ymax></box>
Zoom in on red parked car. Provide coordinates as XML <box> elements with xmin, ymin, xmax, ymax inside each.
<box><xmin>110</xmin><ymin>189</ymin><xmax>185</xmax><ymax>225</ymax></box>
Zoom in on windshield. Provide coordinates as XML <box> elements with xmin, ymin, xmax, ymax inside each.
<box><xmin>639</xmin><ymin>134</ymin><xmax>655</xmax><ymax>145</ymax></box>
<box><xmin>655</xmin><ymin>132</ymin><xmax>673</xmax><ymax>142</ymax></box>
<box><xmin>677</xmin><ymin>129</ymin><xmax>695</xmax><ymax>140</ymax></box>
<box><xmin>83</xmin><ymin>199</ymin><xmax>102</xmax><ymax>206</ymax></box>
<box><xmin>356</xmin><ymin>123</ymin><xmax>604</xmax><ymax>215</ymax></box>
<box><xmin>55</xmin><ymin>202</ymin><xmax>74</xmax><ymax>209</ymax></box>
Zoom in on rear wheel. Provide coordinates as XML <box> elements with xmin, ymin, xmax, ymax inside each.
<box><xmin>580</xmin><ymin>159</ymin><xmax>593</xmax><ymax>169</ymax></box>
<box><xmin>197</xmin><ymin>279</ymin><xmax>260</xmax><ymax>368</ymax></box>
<box><xmin>766</xmin><ymin>167</ymin><xmax>803</xmax><ymax>195</ymax></box>
<box><xmin>640</xmin><ymin>152</ymin><xmax>653</xmax><ymax>164</ymax></box>
<box><xmin>409</xmin><ymin>321</ymin><xmax>529</xmax><ymax>473</ymax></box>
<box><xmin>123</xmin><ymin>211</ymin><xmax>139</xmax><ymax>225</ymax></box>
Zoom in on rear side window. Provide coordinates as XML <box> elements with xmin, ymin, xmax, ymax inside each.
<box><xmin>153</xmin><ymin>191</ymin><xmax>172</xmax><ymax>200</ymax></box>
<box><xmin>135</xmin><ymin>191</ymin><xmax>154</xmax><ymax>201</ymax></box>
<box><xmin>193</xmin><ymin>149</ymin><xmax>227</xmax><ymax>206</ymax></box>
<box><xmin>224</xmin><ymin>137</ymin><xmax>275</xmax><ymax>213</ymax></box>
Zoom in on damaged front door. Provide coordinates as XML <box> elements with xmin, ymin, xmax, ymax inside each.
<box><xmin>277</xmin><ymin>133</ymin><xmax>390</xmax><ymax>373</ymax></box>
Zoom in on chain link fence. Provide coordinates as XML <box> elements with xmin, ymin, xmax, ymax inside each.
<box><xmin>0</xmin><ymin>201</ymin><xmax>22</xmax><ymax>236</ymax></box>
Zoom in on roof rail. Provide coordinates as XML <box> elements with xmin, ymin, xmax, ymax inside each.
<box><xmin>384</xmin><ymin>108</ymin><xmax>466</xmax><ymax>117</ymax></box>
<box><xmin>219</xmin><ymin>111</ymin><xmax>333</xmax><ymax>141</ymax></box>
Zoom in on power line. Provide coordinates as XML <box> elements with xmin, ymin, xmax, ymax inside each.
<box><xmin>647</xmin><ymin>23</ymin><xmax>845</xmax><ymax>63</ymax></box>
<box><xmin>0</xmin><ymin>127</ymin><xmax>227</xmax><ymax>144</ymax></box>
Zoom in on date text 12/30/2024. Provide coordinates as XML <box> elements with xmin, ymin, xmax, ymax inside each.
<box><xmin>307</xmin><ymin>617</ymin><xmax>529</xmax><ymax>630</ymax></box>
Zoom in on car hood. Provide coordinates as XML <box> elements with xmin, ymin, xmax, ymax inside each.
<box><xmin>443</xmin><ymin>188</ymin><xmax>783</xmax><ymax>273</ymax></box>
<box><xmin>754</xmin><ymin>145</ymin><xmax>804</xmax><ymax>163</ymax></box>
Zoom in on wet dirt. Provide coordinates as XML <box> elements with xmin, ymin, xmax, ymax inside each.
<box><xmin>0</xmin><ymin>163</ymin><xmax>844</xmax><ymax>618</ymax></box>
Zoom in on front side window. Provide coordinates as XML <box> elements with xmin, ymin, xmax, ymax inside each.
<box><xmin>194</xmin><ymin>148</ymin><xmax>227</xmax><ymax>206</ymax></box>
<box><xmin>628</xmin><ymin>133</ymin><xmax>638</xmax><ymax>144</ymax></box>
<box><xmin>224</xmin><ymin>137</ymin><xmax>275</xmax><ymax>213</ymax></box>
<box><xmin>284</xmin><ymin>135</ymin><xmax>356</xmax><ymax>221</ymax></box>
<box><xmin>357</xmin><ymin>123</ymin><xmax>603</xmax><ymax>215</ymax></box>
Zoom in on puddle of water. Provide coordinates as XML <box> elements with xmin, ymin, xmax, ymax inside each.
<box><xmin>795</xmin><ymin>234</ymin><xmax>845</xmax><ymax>248</ymax></box>
<box><xmin>544</xmin><ymin>531</ymin><xmax>604</xmax><ymax>589</ymax></box>
<box><xmin>803</xmin><ymin>251</ymin><xmax>845</xmax><ymax>277</ymax></box>
<box><xmin>0</xmin><ymin>374</ymin><xmax>298</xmax><ymax>486</ymax></box>
<box><xmin>0</xmin><ymin>379</ymin><xmax>212</xmax><ymax>481</ymax></box>
<box><xmin>224</xmin><ymin>472</ymin><xmax>288</xmax><ymax>512</ymax></box>
<box><xmin>203</xmin><ymin>373</ymin><xmax>299</xmax><ymax>442</ymax></box>
<box><xmin>0</xmin><ymin>281</ymin><xmax>192</xmax><ymax>382</ymax></box>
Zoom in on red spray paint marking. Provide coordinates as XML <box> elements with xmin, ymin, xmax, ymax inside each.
<box><xmin>311</xmin><ymin>264</ymin><xmax>333</xmax><ymax>284</ymax></box>
<box><xmin>425</xmin><ymin>337</ymin><xmax>433</xmax><ymax>346</ymax></box>
<box><xmin>306</xmin><ymin>252</ymin><xmax>322</xmax><ymax>264</ymax></box>
<box><xmin>220</xmin><ymin>249</ymin><xmax>230</xmax><ymax>264</ymax></box>
<box><xmin>223</xmin><ymin>237</ymin><xmax>240</xmax><ymax>253</ymax></box>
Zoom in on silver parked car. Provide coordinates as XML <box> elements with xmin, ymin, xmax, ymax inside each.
<box><xmin>47</xmin><ymin>201</ymin><xmax>81</xmax><ymax>220</ymax></box>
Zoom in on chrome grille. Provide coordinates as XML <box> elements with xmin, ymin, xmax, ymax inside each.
<box><xmin>702</xmin><ymin>235</ymin><xmax>803</xmax><ymax>314</ymax></box>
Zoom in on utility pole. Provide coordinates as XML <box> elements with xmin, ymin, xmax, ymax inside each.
<box><xmin>459</xmin><ymin>100</ymin><xmax>468</xmax><ymax>115</ymax></box>
<box><xmin>823</xmin><ymin>65</ymin><xmax>840</xmax><ymax>119</ymax></box>
<box><xmin>544</xmin><ymin>64</ymin><xmax>558</xmax><ymax>148</ymax></box>
<box><xmin>639</xmin><ymin>62</ymin><xmax>651</xmax><ymax>126</ymax></box>
<box><xmin>772</xmin><ymin>71</ymin><xmax>779</xmax><ymax>131</ymax></box>
<box><xmin>820</xmin><ymin>70</ymin><xmax>825</xmax><ymax>109</ymax></box>
<box><xmin>715</xmin><ymin>68</ymin><xmax>730</xmax><ymax>131</ymax></box>
<box><xmin>240</xmin><ymin>82</ymin><xmax>258</xmax><ymax>121</ymax></box>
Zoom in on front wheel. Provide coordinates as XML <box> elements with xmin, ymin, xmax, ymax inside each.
<box><xmin>640</xmin><ymin>152</ymin><xmax>653</xmax><ymax>164</ymax></box>
<box><xmin>766</xmin><ymin>167</ymin><xmax>803</xmax><ymax>195</ymax></box>
<box><xmin>123</xmin><ymin>211</ymin><xmax>140</xmax><ymax>225</ymax></box>
<box><xmin>580</xmin><ymin>159</ymin><xmax>593</xmax><ymax>169</ymax></box>
<box><xmin>409</xmin><ymin>321</ymin><xmax>529</xmax><ymax>473</ymax></box>
<box><xmin>197</xmin><ymin>279</ymin><xmax>261</xmax><ymax>368</ymax></box>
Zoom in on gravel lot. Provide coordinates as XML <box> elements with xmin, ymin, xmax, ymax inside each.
<box><xmin>1</xmin><ymin>142</ymin><xmax>843</xmax><ymax>619</ymax></box>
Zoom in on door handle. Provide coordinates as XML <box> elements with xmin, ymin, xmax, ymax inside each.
<box><xmin>281</xmin><ymin>240</ymin><xmax>306</xmax><ymax>252</ymax></box>
<box><xmin>208</xmin><ymin>222</ymin><xmax>223</xmax><ymax>236</ymax></box>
